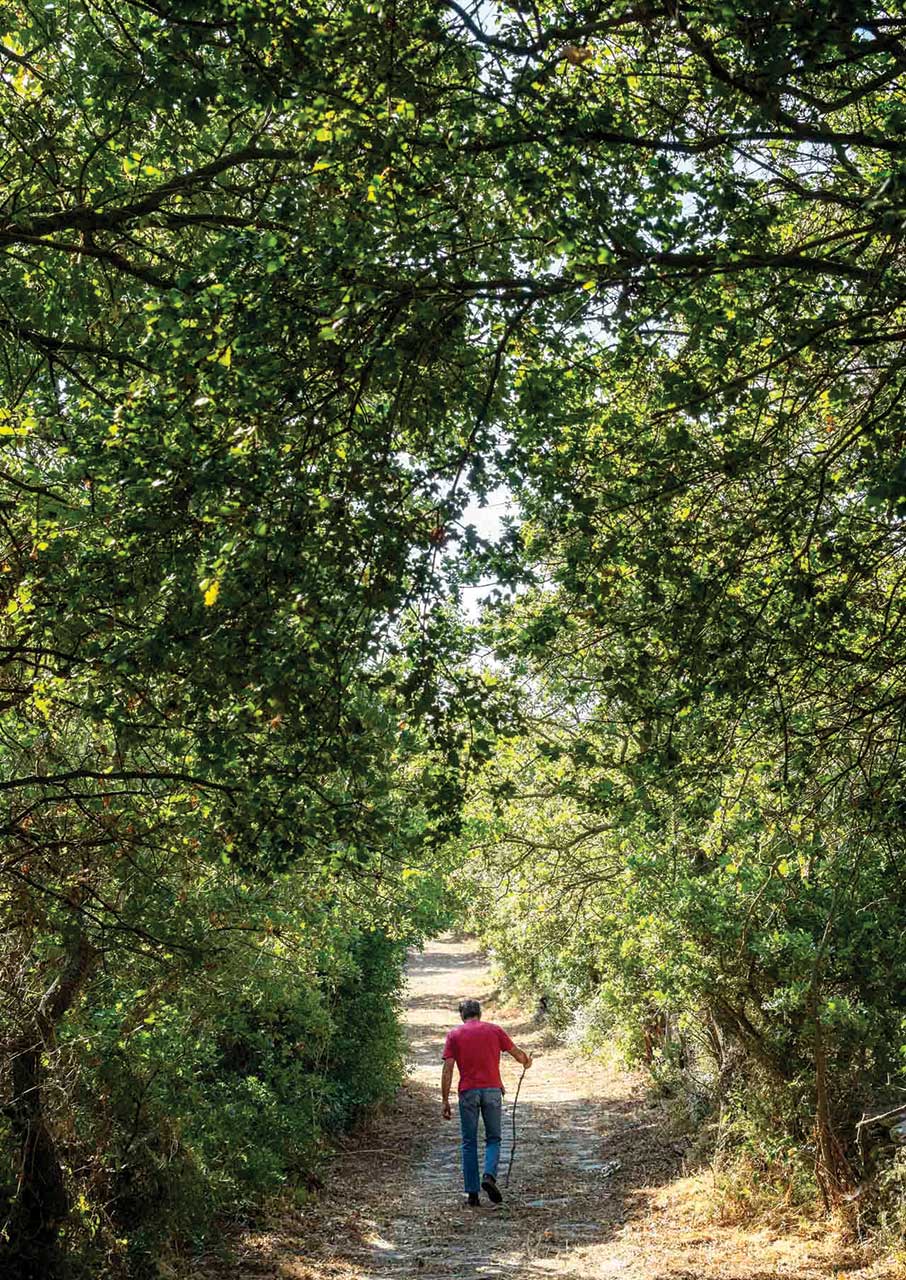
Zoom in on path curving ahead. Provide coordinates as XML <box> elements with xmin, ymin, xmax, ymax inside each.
<box><xmin>210</xmin><ymin>935</ymin><xmax>893</xmax><ymax>1280</ymax></box>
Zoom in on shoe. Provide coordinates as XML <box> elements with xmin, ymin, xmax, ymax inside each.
<box><xmin>481</xmin><ymin>1173</ymin><xmax>503</xmax><ymax>1204</ymax></box>
<box><xmin>466</xmin><ymin>1192</ymin><xmax>481</xmax><ymax>1207</ymax></box>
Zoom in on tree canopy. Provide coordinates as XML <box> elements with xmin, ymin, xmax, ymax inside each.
<box><xmin>3</xmin><ymin>0</ymin><xmax>906</xmax><ymax>1272</ymax></box>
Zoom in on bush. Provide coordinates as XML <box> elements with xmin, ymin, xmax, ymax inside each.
<box><xmin>1</xmin><ymin>920</ymin><xmax>413</xmax><ymax>1278</ymax></box>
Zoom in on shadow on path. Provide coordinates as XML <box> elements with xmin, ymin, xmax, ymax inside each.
<box><xmin>268</xmin><ymin>1074</ymin><xmax>678</xmax><ymax>1280</ymax></box>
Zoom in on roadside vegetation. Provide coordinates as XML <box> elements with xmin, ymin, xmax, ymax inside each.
<box><xmin>2</xmin><ymin>0</ymin><xmax>906</xmax><ymax>1274</ymax></box>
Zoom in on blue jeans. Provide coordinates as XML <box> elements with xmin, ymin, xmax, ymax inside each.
<box><xmin>458</xmin><ymin>1087</ymin><xmax>502</xmax><ymax>1195</ymax></box>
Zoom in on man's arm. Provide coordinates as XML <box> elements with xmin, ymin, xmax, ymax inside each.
<box><xmin>505</xmin><ymin>1044</ymin><xmax>533</xmax><ymax>1069</ymax></box>
<box><xmin>441</xmin><ymin>1059</ymin><xmax>455</xmax><ymax>1119</ymax></box>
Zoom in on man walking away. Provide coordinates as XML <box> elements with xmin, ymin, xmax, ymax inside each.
<box><xmin>441</xmin><ymin>998</ymin><xmax>533</xmax><ymax>1207</ymax></box>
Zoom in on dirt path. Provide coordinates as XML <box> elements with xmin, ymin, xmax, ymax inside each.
<box><xmin>211</xmin><ymin>935</ymin><xmax>897</xmax><ymax>1280</ymax></box>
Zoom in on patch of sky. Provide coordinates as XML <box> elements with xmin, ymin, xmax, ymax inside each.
<box><xmin>456</xmin><ymin>484</ymin><xmax>521</xmax><ymax>620</ymax></box>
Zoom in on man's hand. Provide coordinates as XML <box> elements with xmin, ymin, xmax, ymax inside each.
<box><xmin>442</xmin><ymin>1099</ymin><xmax>452</xmax><ymax>1120</ymax></box>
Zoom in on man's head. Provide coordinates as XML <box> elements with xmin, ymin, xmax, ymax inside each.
<box><xmin>459</xmin><ymin>998</ymin><xmax>481</xmax><ymax>1021</ymax></box>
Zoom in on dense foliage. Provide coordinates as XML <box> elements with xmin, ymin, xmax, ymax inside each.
<box><xmin>0</xmin><ymin>1</ymin><xmax>489</xmax><ymax>1273</ymax></box>
<box><xmin>452</xmin><ymin>0</ymin><xmax>906</xmax><ymax>1223</ymax></box>
<box><xmin>5</xmin><ymin>0</ymin><xmax>906</xmax><ymax>1272</ymax></box>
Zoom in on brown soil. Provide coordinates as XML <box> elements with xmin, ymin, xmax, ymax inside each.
<box><xmin>197</xmin><ymin>935</ymin><xmax>904</xmax><ymax>1280</ymax></box>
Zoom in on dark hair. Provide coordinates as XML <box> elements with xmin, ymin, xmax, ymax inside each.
<box><xmin>459</xmin><ymin>999</ymin><xmax>481</xmax><ymax>1021</ymax></box>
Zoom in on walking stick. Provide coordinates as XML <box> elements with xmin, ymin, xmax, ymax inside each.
<box><xmin>504</xmin><ymin>1063</ymin><xmax>528</xmax><ymax>1188</ymax></box>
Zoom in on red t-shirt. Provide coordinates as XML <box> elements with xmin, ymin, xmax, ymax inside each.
<box><xmin>442</xmin><ymin>1019</ymin><xmax>516</xmax><ymax>1092</ymax></box>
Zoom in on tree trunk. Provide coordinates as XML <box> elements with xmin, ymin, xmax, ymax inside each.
<box><xmin>5</xmin><ymin>1036</ymin><xmax>69</xmax><ymax>1278</ymax></box>
<box><xmin>812</xmin><ymin>993</ymin><xmax>852</xmax><ymax>1208</ymax></box>
<box><xmin>2</xmin><ymin>931</ymin><xmax>97</xmax><ymax>1278</ymax></box>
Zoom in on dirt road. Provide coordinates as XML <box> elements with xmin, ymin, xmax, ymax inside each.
<box><xmin>213</xmin><ymin>935</ymin><xmax>896</xmax><ymax>1280</ymax></box>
